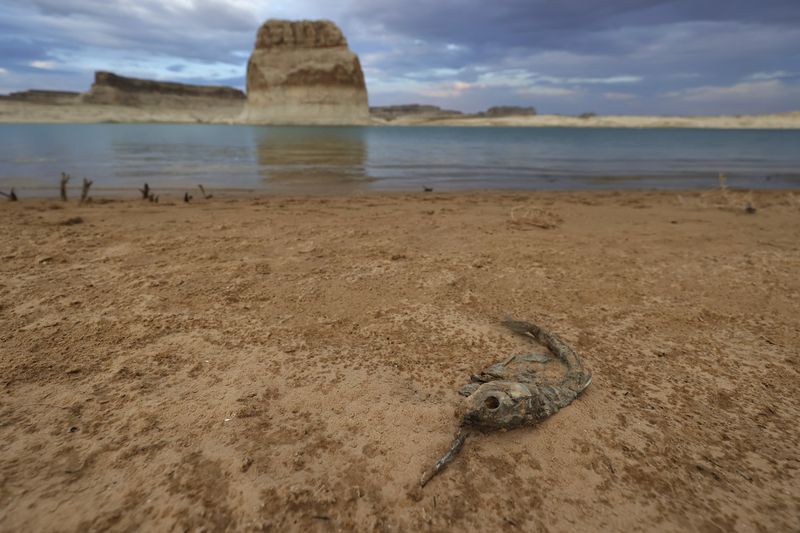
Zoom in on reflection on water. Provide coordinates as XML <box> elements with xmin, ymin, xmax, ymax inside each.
<box><xmin>254</xmin><ymin>127</ymin><xmax>371</xmax><ymax>192</ymax></box>
<box><xmin>1</xmin><ymin>124</ymin><xmax>799</xmax><ymax>194</ymax></box>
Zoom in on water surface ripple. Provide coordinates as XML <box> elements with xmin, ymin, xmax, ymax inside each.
<box><xmin>1</xmin><ymin>124</ymin><xmax>798</xmax><ymax>194</ymax></box>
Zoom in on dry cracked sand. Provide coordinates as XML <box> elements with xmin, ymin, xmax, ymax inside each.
<box><xmin>1</xmin><ymin>189</ymin><xmax>799</xmax><ymax>532</ymax></box>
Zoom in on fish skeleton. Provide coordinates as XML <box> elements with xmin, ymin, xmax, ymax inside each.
<box><xmin>420</xmin><ymin>319</ymin><xmax>592</xmax><ymax>487</ymax></box>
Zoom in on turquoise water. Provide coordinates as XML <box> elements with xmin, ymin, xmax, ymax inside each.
<box><xmin>0</xmin><ymin>124</ymin><xmax>798</xmax><ymax>194</ymax></box>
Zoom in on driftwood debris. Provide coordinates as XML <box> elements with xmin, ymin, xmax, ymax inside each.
<box><xmin>0</xmin><ymin>188</ymin><xmax>18</xmax><ymax>201</ymax></box>
<box><xmin>79</xmin><ymin>178</ymin><xmax>93</xmax><ymax>204</ymax></box>
<box><xmin>148</xmin><ymin>193</ymin><xmax>159</xmax><ymax>203</ymax></box>
<box><xmin>420</xmin><ymin>319</ymin><xmax>592</xmax><ymax>487</ymax></box>
<box><xmin>183</xmin><ymin>192</ymin><xmax>192</xmax><ymax>203</ymax></box>
<box><xmin>423</xmin><ymin>186</ymin><xmax>434</xmax><ymax>192</ymax></box>
<box><xmin>60</xmin><ymin>172</ymin><xmax>71</xmax><ymax>201</ymax></box>
<box><xmin>139</xmin><ymin>183</ymin><xmax>150</xmax><ymax>200</ymax></box>
<box><xmin>198</xmin><ymin>184</ymin><xmax>213</xmax><ymax>199</ymax></box>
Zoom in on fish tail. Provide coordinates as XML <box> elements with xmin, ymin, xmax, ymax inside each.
<box><xmin>502</xmin><ymin>317</ymin><xmax>590</xmax><ymax>392</ymax></box>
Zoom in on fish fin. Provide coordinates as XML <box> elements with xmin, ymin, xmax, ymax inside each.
<box><xmin>458</xmin><ymin>383</ymin><xmax>480</xmax><ymax>397</ymax></box>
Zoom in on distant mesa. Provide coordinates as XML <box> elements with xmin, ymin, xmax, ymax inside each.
<box><xmin>369</xmin><ymin>104</ymin><xmax>537</xmax><ymax>122</ymax></box>
<box><xmin>83</xmin><ymin>71</ymin><xmax>245</xmax><ymax>107</ymax></box>
<box><xmin>243</xmin><ymin>19</ymin><xmax>369</xmax><ymax>125</ymax></box>
<box><xmin>370</xmin><ymin>104</ymin><xmax>464</xmax><ymax>121</ymax></box>
<box><xmin>0</xmin><ymin>89</ymin><xmax>81</xmax><ymax>105</ymax></box>
<box><xmin>478</xmin><ymin>106</ymin><xmax>537</xmax><ymax>117</ymax></box>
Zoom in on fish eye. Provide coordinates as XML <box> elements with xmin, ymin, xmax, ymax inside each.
<box><xmin>484</xmin><ymin>396</ymin><xmax>500</xmax><ymax>410</ymax></box>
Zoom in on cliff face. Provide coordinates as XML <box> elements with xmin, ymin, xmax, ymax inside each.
<box><xmin>83</xmin><ymin>72</ymin><xmax>245</xmax><ymax>108</ymax></box>
<box><xmin>243</xmin><ymin>19</ymin><xmax>369</xmax><ymax>125</ymax></box>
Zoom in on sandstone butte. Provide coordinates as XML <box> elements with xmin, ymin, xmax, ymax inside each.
<box><xmin>242</xmin><ymin>19</ymin><xmax>370</xmax><ymax>125</ymax></box>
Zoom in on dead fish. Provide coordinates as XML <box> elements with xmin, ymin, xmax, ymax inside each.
<box><xmin>420</xmin><ymin>318</ymin><xmax>592</xmax><ymax>487</ymax></box>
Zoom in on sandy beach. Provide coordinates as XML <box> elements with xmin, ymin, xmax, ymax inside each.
<box><xmin>1</xmin><ymin>189</ymin><xmax>799</xmax><ymax>531</ymax></box>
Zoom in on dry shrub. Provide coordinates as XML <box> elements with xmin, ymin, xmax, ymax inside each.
<box><xmin>691</xmin><ymin>172</ymin><xmax>757</xmax><ymax>212</ymax></box>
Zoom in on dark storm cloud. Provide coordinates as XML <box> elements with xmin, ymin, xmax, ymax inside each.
<box><xmin>1</xmin><ymin>0</ymin><xmax>257</xmax><ymax>64</ymax></box>
<box><xmin>346</xmin><ymin>0</ymin><xmax>800</xmax><ymax>112</ymax></box>
<box><xmin>0</xmin><ymin>36</ymin><xmax>52</xmax><ymax>67</ymax></box>
<box><xmin>347</xmin><ymin>0</ymin><xmax>800</xmax><ymax>50</ymax></box>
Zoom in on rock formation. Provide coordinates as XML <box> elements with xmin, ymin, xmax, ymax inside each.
<box><xmin>0</xmin><ymin>90</ymin><xmax>81</xmax><ymax>105</ymax></box>
<box><xmin>370</xmin><ymin>104</ymin><xmax>464</xmax><ymax>122</ymax></box>
<box><xmin>243</xmin><ymin>19</ymin><xmax>369</xmax><ymax>125</ymax></box>
<box><xmin>479</xmin><ymin>106</ymin><xmax>537</xmax><ymax>117</ymax></box>
<box><xmin>83</xmin><ymin>71</ymin><xmax>245</xmax><ymax>108</ymax></box>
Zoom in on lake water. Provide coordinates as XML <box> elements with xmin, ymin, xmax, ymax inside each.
<box><xmin>0</xmin><ymin>123</ymin><xmax>798</xmax><ymax>195</ymax></box>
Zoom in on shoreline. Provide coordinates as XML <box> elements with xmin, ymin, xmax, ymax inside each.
<box><xmin>4</xmin><ymin>185</ymin><xmax>800</xmax><ymax>201</ymax></box>
<box><xmin>1</xmin><ymin>101</ymin><xmax>799</xmax><ymax>129</ymax></box>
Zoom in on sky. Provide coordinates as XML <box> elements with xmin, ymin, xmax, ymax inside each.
<box><xmin>0</xmin><ymin>0</ymin><xmax>799</xmax><ymax>115</ymax></box>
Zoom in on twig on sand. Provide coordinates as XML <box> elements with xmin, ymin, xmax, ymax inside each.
<box><xmin>60</xmin><ymin>172</ymin><xmax>71</xmax><ymax>201</ymax></box>
<box><xmin>79</xmin><ymin>178</ymin><xmax>93</xmax><ymax>204</ymax></box>
<box><xmin>183</xmin><ymin>192</ymin><xmax>192</xmax><ymax>203</ymax></box>
<box><xmin>139</xmin><ymin>183</ymin><xmax>150</xmax><ymax>200</ymax></box>
<box><xmin>0</xmin><ymin>188</ymin><xmax>18</xmax><ymax>201</ymax></box>
<box><xmin>198</xmin><ymin>184</ymin><xmax>213</xmax><ymax>199</ymax></box>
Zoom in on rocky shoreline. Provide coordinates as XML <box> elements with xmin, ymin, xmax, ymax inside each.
<box><xmin>1</xmin><ymin>98</ymin><xmax>798</xmax><ymax>129</ymax></box>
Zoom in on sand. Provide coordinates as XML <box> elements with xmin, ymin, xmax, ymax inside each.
<box><xmin>2</xmin><ymin>100</ymin><xmax>800</xmax><ymax>129</ymax></box>
<box><xmin>374</xmin><ymin>111</ymin><xmax>800</xmax><ymax>129</ymax></box>
<box><xmin>1</xmin><ymin>189</ymin><xmax>799</xmax><ymax>531</ymax></box>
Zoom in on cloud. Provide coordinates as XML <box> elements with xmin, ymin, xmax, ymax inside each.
<box><xmin>30</xmin><ymin>60</ymin><xmax>58</xmax><ymax>69</ymax></box>
<box><xmin>516</xmin><ymin>86</ymin><xmax>581</xmax><ymax>97</ymax></box>
<box><xmin>664</xmin><ymin>80</ymin><xmax>798</xmax><ymax>102</ymax></box>
<box><xmin>603</xmin><ymin>91</ymin><xmax>638</xmax><ymax>100</ymax></box>
<box><xmin>419</xmin><ymin>81</ymin><xmax>473</xmax><ymax>98</ymax></box>
<box><xmin>744</xmin><ymin>70</ymin><xmax>796</xmax><ymax>81</ymax></box>
<box><xmin>659</xmin><ymin>79</ymin><xmax>800</xmax><ymax>113</ymax></box>
<box><xmin>2</xmin><ymin>0</ymin><xmax>261</xmax><ymax>64</ymax></box>
<box><xmin>348</xmin><ymin>0</ymin><xmax>800</xmax><ymax>53</ymax></box>
<box><xmin>0</xmin><ymin>67</ymin><xmax>7</xmax><ymax>75</ymax></box>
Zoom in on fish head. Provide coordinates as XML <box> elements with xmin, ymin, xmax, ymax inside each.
<box><xmin>460</xmin><ymin>381</ymin><xmax>532</xmax><ymax>430</ymax></box>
